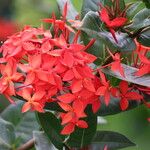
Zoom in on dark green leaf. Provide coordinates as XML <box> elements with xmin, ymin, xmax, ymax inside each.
<box><xmin>0</xmin><ymin>118</ymin><xmax>15</xmax><ymax>150</ymax></box>
<box><xmin>97</xmin><ymin>96</ymin><xmax>141</xmax><ymax>116</ymax></box>
<box><xmin>81</xmin><ymin>28</ymin><xmax>136</xmax><ymax>52</ymax></box>
<box><xmin>37</xmin><ymin>112</ymin><xmax>65</xmax><ymax>150</ymax></box>
<box><xmin>67</xmin><ymin>106</ymin><xmax>97</xmax><ymax>148</ymax></box>
<box><xmin>1</xmin><ymin>101</ymin><xmax>39</xmax><ymax>144</ymax></box>
<box><xmin>142</xmin><ymin>0</ymin><xmax>150</xmax><ymax>8</ymax></box>
<box><xmin>102</xmin><ymin>64</ymin><xmax>150</xmax><ymax>87</ymax></box>
<box><xmin>44</xmin><ymin>102</ymin><xmax>64</xmax><ymax>112</ymax></box>
<box><xmin>127</xmin><ymin>8</ymin><xmax>150</xmax><ymax>30</ymax></box>
<box><xmin>81</xmin><ymin>0</ymin><xmax>113</xmax><ymax>19</ymax></box>
<box><xmin>119</xmin><ymin>0</ymin><xmax>125</xmax><ymax>11</ymax></box>
<box><xmin>90</xmin><ymin>131</ymin><xmax>136</xmax><ymax>150</ymax></box>
<box><xmin>56</xmin><ymin>0</ymin><xmax>78</xmax><ymax>20</ymax></box>
<box><xmin>81</xmin><ymin>11</ymin><xmax>104</xmax><ymax>61</ymax></box>
<box><xmin>126</xmin><ymin>2</ymin><xmax>144</xmax><ymax>19</ymax></box>
<box><xmin>137</xmin><ymin>28</ymin><xmax>150</xmax><ymax>47</ymax></box>
<box><xmin>33</xmin><ymin>131</ymin><xmax>53</xmax><ymax>150</ymax></box>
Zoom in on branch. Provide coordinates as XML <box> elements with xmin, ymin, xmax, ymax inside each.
<box><xmin>17</xmin><ymin>139</ymin><xmax>34</xmax><ymax>150</ymax></box>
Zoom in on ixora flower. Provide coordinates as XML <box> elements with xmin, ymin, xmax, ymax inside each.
<box><xmin>99</xmin><ymin>6</ymin><xmax>127</xmax><ymax>43</ymax></box>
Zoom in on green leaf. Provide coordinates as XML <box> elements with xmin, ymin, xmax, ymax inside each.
<box><xmin>37</xmin><ymin>112</ymin><xmax>65</xmax><ymax>150</ymax></box>
<box><xmin>0</xmin><ymin>118</ymin><xmax>15</xmax><ymax>150</ymax></box>
<box><xmin>127</xmin><ymin>8</ymin><xmax>150</xmax><ymax>30</ymax></box>
<box><xmin>102</xmin><ymin>64</ymin><xmax>150</xmax><ymax>87</ymax></box>
<box><xmin>97</xmin><ymin>96</ymin><xmax>141</xmax><ymax>116</ymax></box>
<box><xmin>81</xmin><ymin>0</ymin><xmax>113</xmax><ymax>19</ymax></box>
<box><xmin>33</xmin><ymin>131</ymin><xmax>53</xmax><ymax>150</ymax></box>
<box><xmin>137</xmin><ymin>28</ymin><xmax>150</xmax><ymax>47</ymax></box>
<box><xmin>81</xmin><ymin>28</ymin><xmax>136</xmax><ymax>52</ymax></box>
<box><xmin>67</xmin><ymin>106</ymin><xmax>97</xmax><ymax>148</ymax></box>
<box><xmin>81</xmin><ymin>11</ymin><xmax>104</xmax><ymax>61</ymax></box>
<box><xmin>56</xmin><ymin>0</ymin><xmax>78</xmax><ymax>20</ymax></box>
<box><xmin>126</xmin><ymin>2</ymin><xmax>144</xmax><ymax>19</ymax></box>
<box><xmin>44</xmin><ymin>102</ymin><xmax>64</xmax><ymax>112</ymax></box>
<box><xmin>142</xmin><ymin>0</ymin><xmax>150</xmax><ymax>8</ymax></box>
<box><xmin>118</xmin><ymin>0</ymin><xmax>126</xmax><ymax>11</ymax></box>
<box><xmin>1</xmin><ymin>101</ymin><xmax>39</xmax><ymax>144</ymax></box>
<box><xmin>90</xmin><ymin>131</ymin><xmax>136</xmax><ymax>150</ymax></box>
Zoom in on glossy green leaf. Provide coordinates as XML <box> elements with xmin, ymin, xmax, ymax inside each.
<box><xmin>127</xmin><ymin>8</ymin><xmax>150</xmax><ymax>30</ymax></box>
<box><xmin>0</xmin><ymin>118</ymin><xmax>15</xmax><ymax>150</ymax></box>
<box><xmin>56</xmin><ymin>0</ymin><xmax>78</xmax><ymax>20</ymax></box>
<box><xmin>81</xmin><ymin>11</ymin><xmax>104</xmax><ymax>61</ymax></box>
<box><xmin>126</xmin><ymin>2</ymin><xmax>144</xmax><ymax>19</ymax></box>
<box><xmin>119</xmin><ymin>0</ymin><xmax>126</xmax><ymax>11</ymax></box>
<box><xmin>67</xmin><ymin>106</ymin><xmax>97</xmax><ymax>148</ymax></box>
<box><xmin>90</xmin><ymin>131</ymin><xmax>136</xmax><ymax>150</ymax></box>
<box><xmin>137</xmin><ymin>28</ymin><xmax>150</xmax><ymax>47</ymax></box>
<box><xmin>44</xmin><ymin>102</ymin><xmax>64</xmax><ymax>112</ymax></box>
<box><xmin>102</xmin><ymin>64</ymin><xmax>150</xmax><ymax>87</ymax></box>
<box><xmin>33</xmin><ymin>131</ymin><xmax>53</xmax><ymax>150</ymax></box>
<box><xmin>97</xmin><ymin>96</ymin><xmax>141</xmax><ymax>116</ymax></box>
<box><xmin>81</xmin><ymin>28</ymin><xmax>136</xmax><ymax>52</ymax></box>
<box><xmin>1</xmin><ymin>101</ymin><xmax>39</xmax><ymax>144</ymax></box>
<box><xmin>81</xmin><ymin>0</ymin><xmax>113</xmax><ymax>19</ymax></box>
<box><xmin>37</xmin><ymin>112</ymin><xmax>65</xmax><ymax>150</ymax></box>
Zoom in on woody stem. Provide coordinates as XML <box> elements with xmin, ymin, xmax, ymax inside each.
<box><xmin>17</xmin><ymin>139</ymin><xmax>34</xmax><ymax>150</ymax></box>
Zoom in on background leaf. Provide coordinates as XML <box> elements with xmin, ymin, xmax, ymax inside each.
<box><xmin>56</xmin><ymin>0</ymin><xmax>78</xmax><ymax>20</ymax></box>
<box><xmin>1</xmin><ymin>101</ymin><xmax>39</xmax><ymax>144</ymax></box>
<box><xmin>37</xmin><ymin>112</ymin><xmax>65</xmax><ymax>150</ymax></box>
<box><xmin>81</xmin><ymin>0</ymin><xmax>113</xmax><ymax>19</ymax></box>
<box><xmin>90</xmin><ymin>131</ymin><xmax>136</xmax><ymax>150</ymax></box>
<box><xmin>0</xmin><ymin>118</ymin><xmax>15</xmax><ymax>150</ymax></box>
<box><xmin>33</xmin><ymin>131</ymin><xmax>55</xmax><ymax>150</ymax></box>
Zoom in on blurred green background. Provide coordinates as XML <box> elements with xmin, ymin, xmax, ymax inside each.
<box><xmin>0</xmin><ymin>0</ymin><xmax>149</xmax><ymax>150</ymax></box>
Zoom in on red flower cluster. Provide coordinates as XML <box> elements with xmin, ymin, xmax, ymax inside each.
<box><xmin>0</xmin><ymin>23</ymin><xmax>99</xmax><ymax>134</ymax></box>
<box><xmin>0</xmin><ymin>4</ymin><xmax>146</xmax><ymax>135</ymax></box>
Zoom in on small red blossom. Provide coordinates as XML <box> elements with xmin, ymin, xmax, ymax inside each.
<box><xmin>99</xmin><ymin>7</ymin><xmax>127</xmax><ymax>43</ymax></box>
<box><xmin>112</xmin><ymin>81</ymin><xmax>143</xmax><ymax>110</ymax></box>
<box><xmin>96</xmin><ymin>71</ymin><xmax>111</xmax><ymax>106</ymax></box>
<box><xmin>136</xmin><ymin>53</ymin><xmax>150</xmax><ymax>76</ymax></box>
<box><xmin>18</xmin><ymin>88</ymin><xmax>45</xmax><ymax>113</ymax></box>
<box><xmin>0</xmin><ymin>59</ymin><xmax>23</xmax><ymax>103</ymax></box>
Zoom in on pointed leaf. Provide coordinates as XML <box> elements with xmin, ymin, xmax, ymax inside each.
<box><xmin>127</xmin><ymin>8</ymin><xmax>150</xmax><ymax>30</ymax></box>
<box><xmin>33</xmin><ymin>131</ymin><xmax>53</xmax><ymax>150</ymax></box>
<box><xmin>90</xmin><ymin>131</ymin><xmax>136</xmax><ymax>150</ymax></box>
<box><xmin>137</xmin><ymin>28</ymin><xmax>150</xmax><ymax>47</ymax></box>
<box><xmin>102</xmin><ymin>64</ymin><xmax>150</xmax><ymax>87</ymax></box>
<box><xmin>37</xmin><ymin>112</ymin><xmax>65</xmax><ymax>150</ymax></box>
